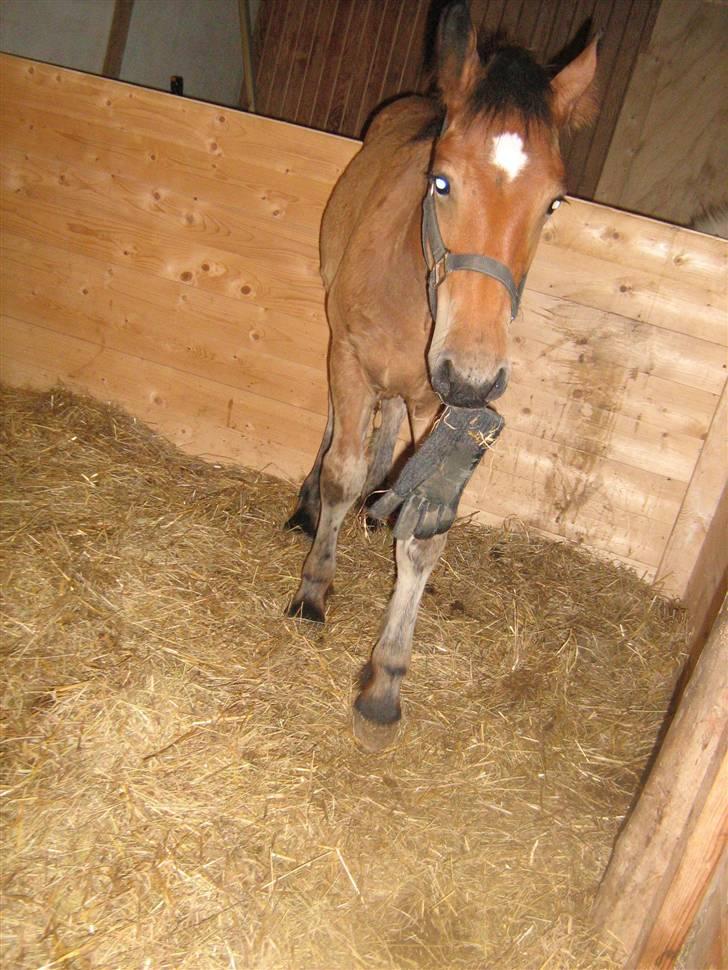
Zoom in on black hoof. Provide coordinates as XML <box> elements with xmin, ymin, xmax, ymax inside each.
<box><xmin>354</xmin><ymin>690</ymin><xmax>401</xmax><ymax>727</ymax></box>
<box><xmin>284</xmin><ymin>507</ymin><xmax>317</xmax><ymax>538</ymax></box>
<box><xmin>286</xmin><ymin>598</ymin><xmax>325</xmax><ymax>624</ymax></box>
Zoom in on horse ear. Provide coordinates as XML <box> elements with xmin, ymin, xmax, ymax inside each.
<box><xmin>551</xmin><ymin>36</ymin><xmax>600</xmax><ymax>130</ymax></box>
<box><xmin>437</xmin><ymin>1</ymin><xmax>479</xmax><ymax>111</ymax></box>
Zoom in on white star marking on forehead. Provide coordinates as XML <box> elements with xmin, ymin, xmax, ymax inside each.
<box><xmin>491</xmin><ymin>132</ymin><xmax>528</xmax><ymax>181</ymax></box>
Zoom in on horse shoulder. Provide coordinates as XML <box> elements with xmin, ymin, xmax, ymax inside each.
<box><xmin>320</xmin><ymin>96</ymin><xmax>437</xmax><ymax>290</ymax></box>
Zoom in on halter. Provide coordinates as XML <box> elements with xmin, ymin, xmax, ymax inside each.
<box><xmin>421</xmin><ymin>183</ymin><xmax>526</xmax><ymax>322</ymax></box>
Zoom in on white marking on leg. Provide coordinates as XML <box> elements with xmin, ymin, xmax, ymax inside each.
<box><xmin>491</xmin><ymin>132</ymin><xmax>528</xmax><ymax>181</ymax></box>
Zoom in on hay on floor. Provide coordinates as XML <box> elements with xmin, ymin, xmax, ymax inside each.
<box><xmin>0</xmin><ymin>385</ymin><xmax>687</xmax><ymax>969</ymax></box>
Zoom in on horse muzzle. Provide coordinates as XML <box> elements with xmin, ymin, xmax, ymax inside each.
<box><xmin>431</xmin><ymin>356</ymin><xmax>510</xmax><ymax>407</ymax></box>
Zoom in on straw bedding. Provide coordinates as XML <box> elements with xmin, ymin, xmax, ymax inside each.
<box><xmin>0</xmin><ymin>385</ymin><xmax>687</xmax><ymax>969</ymax></box>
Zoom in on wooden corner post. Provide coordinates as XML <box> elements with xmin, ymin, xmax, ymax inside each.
<box><xmin>593</xmin><ymin>598</ymin><xmax>728</xmax><ymax>968</ymax></box>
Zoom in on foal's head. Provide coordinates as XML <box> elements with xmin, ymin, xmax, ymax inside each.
<box><xmin>426</xmin><ymin>1</ymin><xmax>598</xmax><ymax>407</ymax></box>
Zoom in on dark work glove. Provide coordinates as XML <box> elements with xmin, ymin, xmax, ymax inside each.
<box><xmin>368</xmin><ymin>405</ymin><xmax>504</xmax><ymax>540</ymax></box>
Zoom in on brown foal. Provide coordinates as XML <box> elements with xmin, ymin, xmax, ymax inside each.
<box><xmin>286</xmin><ymin>1</ymin><xmax>598</xmax><ymax>749</ymax></box>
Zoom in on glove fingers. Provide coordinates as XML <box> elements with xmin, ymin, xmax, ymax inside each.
<box><xmin>367</xmin><ymin>490</ymin><xmax>404</xmax><ymax>522</ymax></box>
<box><xmin>414</xmin><ymin>504</ymin><xmax>455</xmax><ymax>540</ymax></box>
<box><xmin>393</xmin><ymin>495</ymin><xmax>427</xmax><ymax>541</ymax></box>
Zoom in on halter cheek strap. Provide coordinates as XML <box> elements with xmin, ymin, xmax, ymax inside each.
<box><xmin>421</xmin><ymin>186</ymin><xmax>526</xmax><ymax>322</ymax></box>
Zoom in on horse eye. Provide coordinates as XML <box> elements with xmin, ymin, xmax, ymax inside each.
<box><xmin>547</xmin><ymin>197</ymin><xmax>564</xmax><ymax>216</ymax></box>
<box><xmin>433</xmin><ymin>175</ymin><xmax>450</xmax><ymax>196</ymax></box>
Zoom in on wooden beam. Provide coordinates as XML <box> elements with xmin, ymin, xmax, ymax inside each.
<box><xmin>238</xmin><ymin>0</ymin><xmax>257</xmax><ymax>112</ymax></box>
<box><xmin>593</xmin><ymin>598</ymin><xmax>728</xmax><ymax>968</ymax></box>
<box><xmin>103</xmin><ymin>0</ymin><xmax>135</xmax><ymax>80</ymax></box>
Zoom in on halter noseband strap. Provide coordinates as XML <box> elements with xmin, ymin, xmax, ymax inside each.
<box><xmin>421</xmin><ymin>185</ymin><xmax>526</xmax><ymax>322</ymax></box>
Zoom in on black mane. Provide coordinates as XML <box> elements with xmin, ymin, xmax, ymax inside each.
<box><xmin>470</xmin><ymin>44</ymin><xmax>552</xmax><ymax>125</ymax></box>
<box><xmin>411</xmin><ymin>39</ymin><xmax>552</xmax><ymax>143</ymax></box>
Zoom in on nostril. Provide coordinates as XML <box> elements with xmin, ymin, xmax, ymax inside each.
<box><xmin>434</xmin><ymin>357</ymin><xmax>455</xmax><ymax>397</ymax></box>
<box><xmin>490</xmin><ymin>366</ymin><xmax>509</xmax><ymax>400</ymax></box>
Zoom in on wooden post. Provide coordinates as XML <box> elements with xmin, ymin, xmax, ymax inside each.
<box><xmin>103</xmin><ymin>0</ymin><xmax>135</xmax><ymax>80</ymax></box>
<box><xmin>593</xmin><ymin>598</ymin><xmax>728</xmax><ymax>968</ymax></box>
<box><xmin>238</xmin><ymin>0</ymin><xmax>256</xmax><ymax>112</ymax></box>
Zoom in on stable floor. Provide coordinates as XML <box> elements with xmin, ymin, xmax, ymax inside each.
<box><xmin>0</xmin><ymin>386</ymin><xmax>687</xmax><ymax>969</ymax></box>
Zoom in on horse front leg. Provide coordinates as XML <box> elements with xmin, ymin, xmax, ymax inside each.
<box><xmin>287</xmin><ymin>345</ymin><xmax>375</xmax><ymax>623</ymax></box>
<box><xmin>353</xmin><ymin>530</ymin><xmax>448</xmax><ymax>751</ymax></box>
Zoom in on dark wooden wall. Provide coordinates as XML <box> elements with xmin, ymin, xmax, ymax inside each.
<box><xmin>253</xmin><ymin>0</ymin><xmax>661</xmax><ymax>199</ymax></box>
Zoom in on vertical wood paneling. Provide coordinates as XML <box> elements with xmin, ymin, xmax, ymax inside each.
<box><xmin>596</xmin><ymin>0</ymin><xmax>728</xmax><ymax>224</ymax></box>
<box><xmin>253</xmin><ymin>0</ymin><xmax>664</xmax><ymax>201</ymax></box>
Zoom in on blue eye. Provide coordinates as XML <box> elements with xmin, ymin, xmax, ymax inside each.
<box><xmin>548</xmin><ymin>197</ymin><xmax>564</xmax><ymax>216</ymax></box>
<box><xmin>433</xmin><ymin>175</ymin><xmax>450</xmax><ymax>196</ymax></box>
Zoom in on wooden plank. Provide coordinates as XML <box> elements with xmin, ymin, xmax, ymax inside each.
<box><xmin>593</xmin><ymin>599</ymin><xmax>728</xmax><ymax>968</ymax></box>
<box><xmin>355</xmin><ymin>0</ymin><xmax>404</xmax><ymax>131</ymax></box>
<box><xmin>535</xmin><ymin>203</ymin><xmax>727</xmax><ymax>346</ymax></box>
<box><xmin>5</xmin><ymin>130</ymin><xmax>722</xmax><ymax>405</ymax></box>
<box><xmin>337</xmin><ymin>0</ymin><xmax>378</xmax><ymax>137</ymax></box>
<box><xmin>0</xmin><ymin>102</ymin><xmax>335</xmax><ymax>229</ymax></box>
<box><xmin>256</xmin><ymin>0</ymin><xmax>294</xmax><ymax>117</ymax></box>
<box><xmin>517</xmin><ymin>292</ymin><xmax>724</xmax><ymax>406</ymax></box>
<box><xmin>0</xmin><ymin>237</ymin><xmax>329</xmax><ymax>417</ymax></box>
<box><xmin>1</xmin><ymin>143</ymin><xmax>322</xmax><ymax>265</ymax></box>
<box><xmin>351</xmin><ymin>0</ymin><xmax>392</xmax><ymax>136</ymax></box>
<box><xmin>0</xmin><ymin>161</ymin><xmax>329</xmax><ymax>324</ymax></box>
<box><xmin>658</xmin><ymin>384</ymin><xmax>728</xmax><ymax>601</ymax></box>
<box><xmin>544</xmin><ymin>200</ymin><xmax>727</xmax><ymax>298</ymax></box>
<box><xmin>1</xmin><ymin>265</ymin><xmax>679</xmax><ymax>567</ymax></box>
<box><xmin>682</xmin><ymin>482</ymin><xmax>728</xmax><ymax>674</ymax></box>
<box><xmin>393</xmin><ymin>0</ymin><xmax>427</xmax><ymax>96</ymax></box>
<box><xmin>676</xmin><ymin>852</ymin><xmax>727</xmax><ymax>970</ymax></box>
<box><xmin>375</xmin><ymin>1</ymin><xmax>411</xmax><ymax>109</ymax></box>
<box><xmin>565</xmin><ymin>0</ymin><xmax>656</xmax><ymax>199</ymax></box>
<box><xmin>0</xmin><ymin>315</ymin><xmax>326</xmax><ymax>481</ymax></box>
<box><xmin>5</xmin><ymin>113</ymin><xmax>725</xmax><ymax>359</ymax></box>
<box><xmin>468</xmin><ymin>459</ymin><xmax>672</xmax><ymax>568</ymax></box>
<box><xmin>1</xmin><ymin>230</ymin><xmax>329</xmax><ymax>374</ymax></box>
<box><xmin>0</xmin><ymin>54</ymin><xmax>359</xmax><ymax>185</ymax></box>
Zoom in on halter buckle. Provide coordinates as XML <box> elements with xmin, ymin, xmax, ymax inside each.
<box><xmin>433</xmin><ymin>255</ymin><xmax>448</xmax><ymax>289</ymax></box>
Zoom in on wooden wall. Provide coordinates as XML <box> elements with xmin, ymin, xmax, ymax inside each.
<box><xmin>1</xmin><ymin>55</ymin><xmax>726</xmax><ymax>625</ymax></box>
<box><xmin>596</xmin><ymin>0</ymin><xmax>728</xmax><ymax>226</ymax></box>
<box><xmin>252</xmin><ymin>0</ymin><xmax>661</xmax><ymax>199</ymax></box>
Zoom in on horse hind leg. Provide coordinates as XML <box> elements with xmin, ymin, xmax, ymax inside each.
<box><xmin>288</xmin><ymin>347</ymin><xmax>375</xmax><ymax>623</ymax></box>
<box><xmin>353</xmin><ymin>530</ymin><xmax>448</xmax><ymax>751</ymax></box>
<box><xmin>284</xmin><ymin>401</ymin><xmax>333</xmax><ymax>538</ymax></box>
